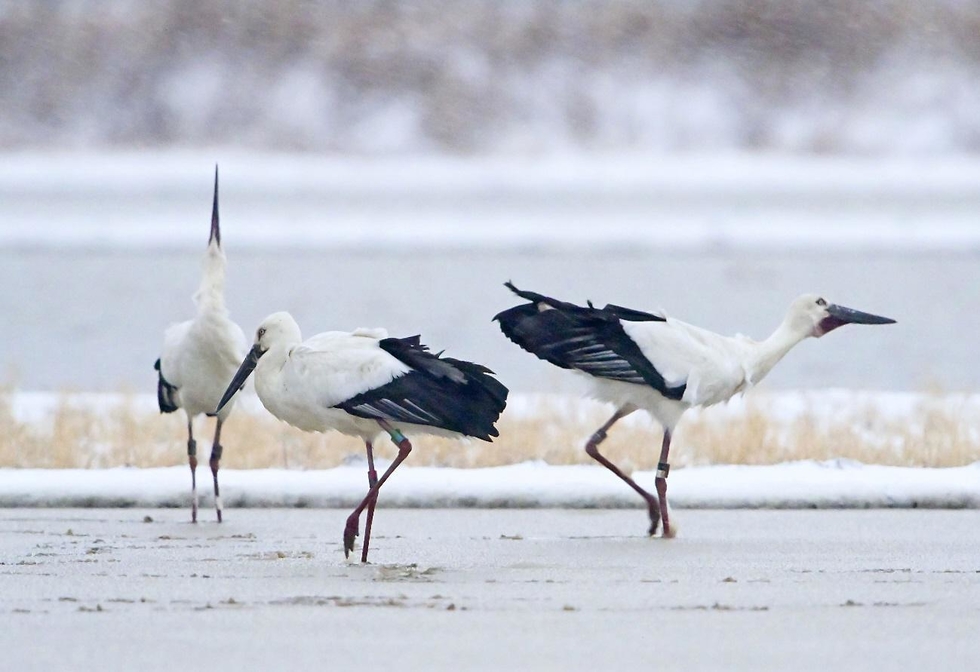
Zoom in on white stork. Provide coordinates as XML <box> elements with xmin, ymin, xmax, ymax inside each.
<box><xmin>155</xmin><ymin>166</ymin><xmax>247</xmax><ymax>523</ymax></box>
<box><xmin>495</xmin><ymin>282</ymin><xmax>895</xmax><ymax>538</ymax></box>
<box><xmin>214</xmin><ymin>312</ymin><xmax>508</xmax><ymax>562</ymax></box>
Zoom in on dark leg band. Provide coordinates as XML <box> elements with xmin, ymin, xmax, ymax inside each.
<box><xmin>656</xmin><ymin>462</ymin><xmax>670</xmax><ymax>479</ymax></box>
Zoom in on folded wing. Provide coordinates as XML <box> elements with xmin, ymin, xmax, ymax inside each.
<box><xmin>333</xmin><ymin>335</ymin><xmax>508</xmax><ymax>441</ymax></box>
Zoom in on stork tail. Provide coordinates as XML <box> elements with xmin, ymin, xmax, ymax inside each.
<box><xmin>154</xmin><ymin>358</ymin><xmax>179</xmax><ymax>413</ymax></box>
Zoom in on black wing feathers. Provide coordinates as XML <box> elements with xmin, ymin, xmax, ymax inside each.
<box><xmin>601</xmin><ymin>304</ymin><xmax>664</xmax><ymax>322</ymax></box>
<box><xmin>154</xmin><ymin>358</ymin><xmax>179</xmax><ymax>413</ymax></box>
<box><xmin>494</xmin><ymin>283</ymin><xmax>686</xmax><ymax>400</ymax></box>
<box><xmin>335</xmin><ymin>336</ymin><xmax>508</xmax><ymax>441</ymax></box>
<box><xmin>502</xmin><ymin>281</ymin><xmax>584</xmax><ymax>313</ymax></box>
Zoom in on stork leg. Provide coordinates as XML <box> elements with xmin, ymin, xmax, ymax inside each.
<box><xmin>360</xmin><ymin>440</ymin><xmax>380</xmax><ymax>563</ymax></box>
<box><xmin>210</xmin><ymin>417</ymin><xmax>224</xmax><ymax>523</ymax></box>
<box><xmin>187</xmin><ymin>419</ymin><xmax>198</xmax><ymax>523</ymax></box>
<box><xmin>656</xmin><ymin>429</ymin><xmax>674</xmax><ymax>538</ymax></box>
<box><xmin>344</xmin><ymin>421</ymin><xmax>412</xmax><ymax>562</ymax></box>
<box><xmin>585</xmin><ymin>407</ymin><xmax>662</xmax><ymax>536</ymax></box>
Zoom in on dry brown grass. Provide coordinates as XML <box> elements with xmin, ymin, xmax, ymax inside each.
<box><xmin>679</xmin><ymin>394</ymin><xmax>980</xmax><ymax>468</ymax></box>
<box><xmin>1</xmin><ymin>390</ymin><xmax>978</xmax><ymax>470</ymax></box>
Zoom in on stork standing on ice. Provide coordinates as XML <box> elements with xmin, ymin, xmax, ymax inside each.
<box><xmin>495</xmin><ymin>282</ymin><xmax>895</xmax><ymax>537</ymax></box>
<box><xmin>215</xmin><ymin>312</ymin><xmax>507</xmax><ymax>562</ymax></box>
<box><xmin>155</xmin><ymin>167</ymin><xmax>247</xmax><ymax>523</ymax></box>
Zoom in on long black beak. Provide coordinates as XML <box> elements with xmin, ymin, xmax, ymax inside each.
<box><xmin>209</xmin><ymin>164</ymin><xmax>220</xmax><ymax>247</ymax></box>
<box><xmin>215</xmin><ymin>344</ymin><xmax>263</xmax><ymax>414</ymax></box>
<box><xmin>827</xmin><ymin>304</ymin><xmax>896</xmax><ymax>325</ymax></box>
<box><xmin>818</xmin><ymin>303</ymin><xmax>896</xmax><ymax>336</ymax></box>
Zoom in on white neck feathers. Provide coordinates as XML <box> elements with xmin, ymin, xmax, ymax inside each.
<box><xmin>194</xmin><ymin>240</ymin><xmax>228</xmax><ymax>315</ymax></box>
<box><xmin>744</xmin><ymin>314</ymin><xmax>811</xmax><ymax>385</ymax></box>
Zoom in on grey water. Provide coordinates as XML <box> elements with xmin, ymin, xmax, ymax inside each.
<box><xmin>3</xmin><ymin>243</ymin><xmax>974</xmax><ymax>393</ymax></box>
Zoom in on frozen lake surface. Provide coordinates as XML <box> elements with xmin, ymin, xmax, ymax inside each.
<box><xmin>1</xmin><ymin>508</ymin><xmax>977</xmax><ymax>671</ymax></box>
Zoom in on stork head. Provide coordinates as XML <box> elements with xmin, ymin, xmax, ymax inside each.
<box><xmin>215</xmin><ymin>311</ymin><xmax>302</xmax><ymax>414</ymax></box>
<box><xmin>787</xmin><ymin>294</ymin><xmax>895</xmax><ymax>339</ymax></box>
<box><xmin>252</xmin><ymin>311</ymin><xmax>302</xmax><ymax>352</ymax></box>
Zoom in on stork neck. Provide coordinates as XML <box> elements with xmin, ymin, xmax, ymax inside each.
<box><xmin>257</xmin><ymin>343</ymin><xmax>293</xmax><ymax>373</ymax></box>
<box><xmin>253</xmin><ymin>343</ymin><xmax>292</xmax><ymax>400</ymax></box>
<box><xmin>195</xmin><ymin>242</ymin><xmax>228</xmax><ymax>315</ymax></box>
<box><xmin>745</xmin><ymin>318</ymin><xmax>810</xmax><ymax>384</ymax></box>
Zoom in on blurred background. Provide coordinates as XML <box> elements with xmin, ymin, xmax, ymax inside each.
<box><xmin>2</xmin><ymin>0</ymin><xmax>978</xmax><ymax>393</ymax></box>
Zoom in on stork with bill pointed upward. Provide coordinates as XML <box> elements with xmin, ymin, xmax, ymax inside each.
<box><xmin>155</xmin><ymin>166</ymin><xmax>247</xmax><ymax>523</ymax></box>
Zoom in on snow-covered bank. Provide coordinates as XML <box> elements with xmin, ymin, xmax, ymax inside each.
<box><xmin>0</xmin><ymin>461</ymin><xmax>976</xmax><ymax>509</ymax></box>
<box><xmin>4</xmin><ymin>152</ymin><xmax>980</xmax><ymax>252</ymax></box>
<box><xmin>3</xmin><ymin>390</ymin><xmax>978</xmax><ymax>508</ymax></box>
<box><xmin>12</xmin><ymin>388</ymin><xmax>972</xmax><ymax>424</ymax></box>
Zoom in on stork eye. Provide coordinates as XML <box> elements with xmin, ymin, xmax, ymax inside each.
<box><xmin>257</xmin><ymin>327</ymin><xmax>266</xmax><ymax>339</ymax></box>
<box><xmin>816</xmin><ymin>298</ymin><xmax>827</xmax><ymax>307</ymax></box>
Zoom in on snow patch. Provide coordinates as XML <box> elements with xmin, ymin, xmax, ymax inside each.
<box><xmin>0</xmin><ymin>461</ymin><xmax>976</xmax><ymax>509</ymax></box>
<box><xmin>3</xmin><ymin>152</ymin><xmax>980</xmax><ymax>252</ymax></box>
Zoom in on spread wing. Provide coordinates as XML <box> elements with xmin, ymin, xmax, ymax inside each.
<box><xmin>494</xmin><ymin>283</ymin><xmax>686</xmax><ymax>400</ymax></box>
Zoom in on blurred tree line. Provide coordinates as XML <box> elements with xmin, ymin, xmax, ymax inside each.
<box><xmin>2</xmin><ymin>0</ymin><xmax>978</xmax><ymax>153</ymax></box>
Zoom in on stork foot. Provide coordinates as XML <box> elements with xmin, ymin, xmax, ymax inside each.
<box><xmin>343</xmin><ymin>514</ymin><xmax>360</xmax><ymax>558</ymax></box>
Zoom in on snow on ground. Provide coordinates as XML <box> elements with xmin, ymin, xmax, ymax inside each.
<box><xmin>3</xmin><ymin>390</ymin><xmax>978</xmax><ymax>509</ymax></box>
<box><xmin>0</xmin><ymin>460</ymin><xmax>977</xmax><ymax>510</ymax></box>
<box><xmin>3</xmin><ymin>151</ymin><xmax>980</xmax><ymax>251</ymax></box>
<box><xmin>12</xmin><ymin>388</ymin><xmax>980</xmax><ymax>426</ymax></box>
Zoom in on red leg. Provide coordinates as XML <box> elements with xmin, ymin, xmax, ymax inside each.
<box><xmin>344</xmin><ymin>421</ymin><xmax>412</xmax><ymax>561</ymax></box>
<box><xmin>187</xmin><ymin>419</ymin><xmax>198</xmax><ymax>523</ymax></box>
<box><xmin>585</xmin><ymin>407</ymin><xmax>662</xmax><ymax>535</ymax></box>
<box><xmin>360</xmin><ymin>440</ymin><xmax>379</xmax><ymax>563</ymax></box>
<box><xmin>656</xmin><ymin>429</ymin><xmax>674</xmax><ymax>538</ymax></box>
<box><xmin>210</xmin><ymin>417</ymin><xmax>224</xmax><ymax>523</ymax></box>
